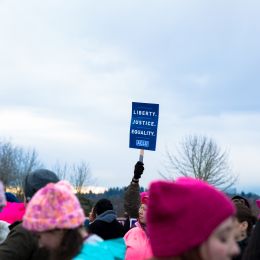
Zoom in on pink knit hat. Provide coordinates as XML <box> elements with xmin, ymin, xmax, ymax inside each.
<box><xmin>256</xmin><ymin>199</ymin><xmax>260</xmax><ymax>209</ymax></box>
<box><xmin>23</xmin><ymin>181</ymin><xmax>85</xmax><ymax>232</ymax></box>
<box><xmin>147</xmin><ymin>177</ymin><xmax>235</xmax><ymax>258</ymax></box>
<box><xmin>256</xmin><ymin>199</ymin><xmax>260</xmax><ymax>218</ymax></box>
<box><xmin>140</xmin><ymin>191</ymin><xmax>149</xmax><ymax>205</ymax></box>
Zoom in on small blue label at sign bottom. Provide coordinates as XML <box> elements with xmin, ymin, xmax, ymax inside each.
<box><xmin>136</xmin><ymin>140</ymin><xmax>149</xmax><ymax>147</ymax></box>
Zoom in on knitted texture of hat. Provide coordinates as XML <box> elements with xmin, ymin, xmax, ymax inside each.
<box><xmin>147</xmin><ymin>177</ymin><xmax>235</xmax><ymax>258</ymax></box>
<box><xmin>256</xmin><ymin>200</ymin><xmax>260</xmax><ymax>219</ymax></box>
<box><xmin>256</xmin><ymin>200</ymin><xmax>260</xmax><ymax>208</ymax></box>
<box><xmin>23</xmin><ymin>180</ymin><xmax>85</xmax><ymax>232</ymax></box>
<box><xmin>140</xmin><ymin>192</ymin><xmax>149</xmax><ymax>205</ymax></box>
<box><xmin>0</xmin><ymin>182</ymin><xmax>6</xmax><ymax>208</ymax></box>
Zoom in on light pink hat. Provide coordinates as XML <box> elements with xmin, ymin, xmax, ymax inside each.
<box><xmin>147</xmin><ymin>177</ymin><xmax>235</xmax><ymax>258</ymax></box>
<box><xmin>23</xmin><ymin>180</ymin><xmax>85</xmax><ymax>232</ymax></box>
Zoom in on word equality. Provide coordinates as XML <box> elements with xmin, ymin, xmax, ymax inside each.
<box><xmin>133</xmin><ymin>110</ymin><xmax>157</xmax><ymax>117</ymax></box>
<box><xmin>131</xmin><ymin>129</ymin><xmax>155</xmax><ymax>136</ymax></box>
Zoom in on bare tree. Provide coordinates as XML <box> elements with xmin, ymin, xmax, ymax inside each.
<box><xmin>0</xmin><ymin>141</ymin><xmax>17</xmax><ymax>185</ymax></box>
<box><xmin>70</xmin><ymin>161</ymin><xmax>95</xmax><ymax>194</ymax></box>
<box><xmin>52</xmin><ymin>161</ymin><xmax>69</xmax><ymax>181</ymax></box>
<box><xmin>162</xmin><ymin>135</ymin><xmax>237</xmax><ymax>190</ymax></box>
<box><xmin>12</xmin><ymin>148</ymin><xmax>42</xmax><ymax>195</ymax></box>
<box><xmin>0</xmin><ymin>140</ymin><xmax>42</xmax><ymax>194</ymax></box>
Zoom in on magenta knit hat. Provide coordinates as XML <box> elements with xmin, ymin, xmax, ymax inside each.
<box><xmin>140</xmin><ymin>191</ymin><xmax>149</xmax><ymax>205</ymax></box>
<box><xmin>147</xmin><ymin>177</ymin><xmax>235</xmax><ymax>258</ymax></box>
<box><xmin>256</xmin><ymin>199</ymin><xmax>260</xmax><ymax>218</ymax></box>
<box><xmin>23</xmin><ymin>181</ymin><xmax>85</xmax><ymax>232</ymax></box>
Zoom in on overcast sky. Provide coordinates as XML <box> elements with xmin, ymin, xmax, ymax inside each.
<box><xmin>0</xmin><ymin>0</ymin><xmax>259</xmax><ymax>193</ymax></box>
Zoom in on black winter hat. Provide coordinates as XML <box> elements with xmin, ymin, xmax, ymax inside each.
<box><xmin>24</xmin><ymin>169</ymin><xmax>59</xmax><ymax>202</ymax></box>
<box><xmin>94</xmin><ymin>199</ymin><xmax>113</xmax><ymax>215</ymax></box>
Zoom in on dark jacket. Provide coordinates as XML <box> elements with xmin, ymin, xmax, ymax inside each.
<box><xmin>233</xmin><ymin>237</ymin><xmax>249</xmax><ymax>260</ymax></box>
<box><xmin>123</xmin><ymin>181</ymin><xmax>141</xmax><ymax>233</ymax></box>
<box><xmin>89</xmin><ymin>210</ymin><xmax>125</xmax><ymax>240</ymax></box>
<box><xmin>0</xmin><ymin>222</ymin><xmax>49</xmax><ymax>260</ymax></box>
<box><xmin>124</xmin><ymin>182</ymin><xmax>141</xmax><ymax>219</ymax></box>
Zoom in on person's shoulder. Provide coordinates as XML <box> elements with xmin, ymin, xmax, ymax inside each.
<box><xmin>112</xmin><ymin>218</ymin><xmax>124</xmax><ymax>225</ymax></box>
<box><xmin>89</xmin><ymin>219</ymin><xmax>102</xmax><ymax>226</ymax></box>
<box><xmin>88</xmin><ymin>220</ymin><xmax>106</xmax><ymax>231</ymax></box>
<box><xmin>74</xmin><ymin>238</ymin><xmax>126</xmax><ymax>260</ymax></box>
<box><xmin>11</xmin><ymin>222</ymin><xmax>25</xmax><ymax>232</ymax></box>
<box><xmin>85</xmin><ymin>234</ymin><xmax>103</xmax><ymax>244</ymax></box>
<box><xmin>73</xmin><ymin>241</ymin><xmax>110</xmax><ymax>260</ymax></box>
<box><xmin>112</xmin><ymin>219</ymin><xmax>125</xmax><ymax>230</ymax></box>
<box><xmin>0</xmin><ymin>221</ymin><xmax>37</xmax><ymax>260</ymax></box>
<box><xmin>8</xmin><ymin>222</ymin><xmax>35</xmax><ymax>241</ymax></box>
<box><xmin>124</xmin><ymin>226</ymin><xmax>140</xmax><ymax>238</ymax></box>
<box><xmin>124</xmin><ymin>226</ymin><xmax>134</xmax><ymax>235</ymax></box>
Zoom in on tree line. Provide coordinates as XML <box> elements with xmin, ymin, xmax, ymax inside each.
<box><xmin>0</xmin><ymin>140</ymin><xmax>92</xmax><ymax>197</ymax></box>
<box><xmin>0</xmin><ymin>135</ymin><xmax>258</xmax><ymax>217</ymax></box>
<box><xmin>0</xmin><ymin>135</ymin><xmax>238</xmax><ymax>196</ymax></box>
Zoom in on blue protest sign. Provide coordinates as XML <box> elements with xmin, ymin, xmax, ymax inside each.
<box><xmin>129</xmin><ymin>102</ymin><xmax>159</xmax><ymax>151</ymax></box>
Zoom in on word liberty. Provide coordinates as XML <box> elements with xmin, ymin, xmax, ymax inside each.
<box><xmin>132</xmin><ymin>110</ymin><xmax>157</xmax><ymax>117</ymax></box>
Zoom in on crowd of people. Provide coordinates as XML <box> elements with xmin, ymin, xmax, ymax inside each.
<box><xmin>0</xmin><ymin>162</ymin><xmax>259</xmax><ymax>260</ymax></box>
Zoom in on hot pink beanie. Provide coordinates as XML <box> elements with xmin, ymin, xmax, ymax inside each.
<box><xmin>23</xmin><ymin>181</ymin><xmax>85</xmax><ymax>232</ymax></box>
<box><xmin>147</xmin><ymin>177</ymin><xmax>235</xmax><ymax>258</ymax></box>
<box><xmin>256</xmin><ymin>199</ymin><xmax>260</xmax><ymax>218</ymax></box>
<box><xmin>140</xmin><ymin>191</ymin><xmax>149</xmax><ymax>205</ymax></box>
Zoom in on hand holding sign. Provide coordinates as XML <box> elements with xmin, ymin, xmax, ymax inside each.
<box><xmin>134</xmin><ymin>161</ymin><xmax>144</xmax><ymax>180</ymax></box>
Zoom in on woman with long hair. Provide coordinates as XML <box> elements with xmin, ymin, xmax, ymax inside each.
<box><xmin>22</xmin><ymin>180</ymin><xmax>125</xmax><ymax>260</ymax></box>
<box><xmin>22</xmin><ymin>181</ymin><xmax>91</xmax><ymax>260</ymax></box>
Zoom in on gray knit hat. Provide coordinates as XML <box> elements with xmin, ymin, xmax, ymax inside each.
<box><xmin>24</xmin><ymin>169</ymin><xmax>59</xmax><ymax>202</ymax></box>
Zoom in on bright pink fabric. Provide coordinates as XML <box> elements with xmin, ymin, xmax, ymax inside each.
<box><xmin>0</xmin><ymin>202</ymin><xmax>25</xmax><ymax>224</ymax></box>
<box><xmin>256</xmin><ymin>199</ymin><xmax>260</xmax><ymax>209</ymax></box>
<box><xmin>124</xmin><ymin>222</ymin><xmax>152</xmax><ymax>260</ymax></box>
<box><xmin>147</xmin><ymin>177</ymin><xmax>235</xmax><ymax>258</ymax></box>
<box><xmin>256</xmin><ymin>199</ymin><xmax>260</xmax><ymax>218</ymax></box>
<box><xmin>140</xmin><ymin>192</ymin><xmax>149</xmax><ymax>205</ymax></box>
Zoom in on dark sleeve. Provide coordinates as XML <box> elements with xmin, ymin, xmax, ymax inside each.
<box><xmin>0</xmin><ymin>223</ymin><xmax>39</xmax><ymax>260</ymax></box>
<box><xmin>124</xmin><ymin>181</ymin><xmax>141</xmax><ymax>219</ymax></box>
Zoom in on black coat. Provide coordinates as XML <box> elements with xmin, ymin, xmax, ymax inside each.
<box><xmin>0</xmin><ymin>222</ymin><xmax>49</xmax><ymax>260</ymax></box>
<box><xmin>233</xmin><ymin>237</ymin><xmax>249</xmax><ymax>260</ymax></box>
<box><xmin>89</xmin><ymin>219</ymin><xmax>125</xmax><ymax>240</ymax></box>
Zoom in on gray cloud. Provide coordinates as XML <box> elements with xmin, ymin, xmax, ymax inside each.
<box><xmin>0</xmin><ymin>0</ymin><xmax>259</xmax><ymax>192</ymax></box>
